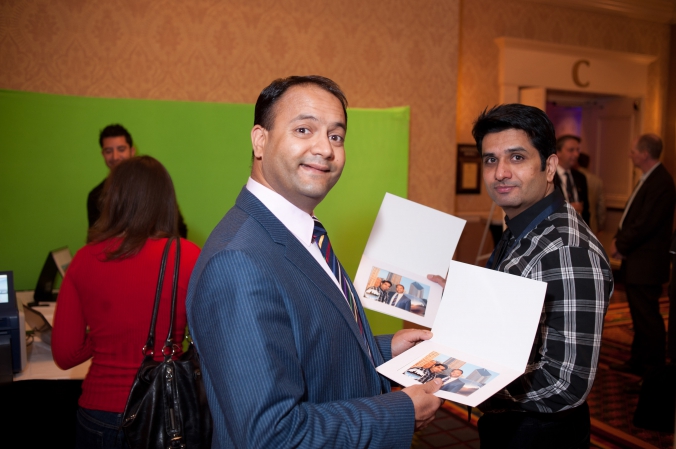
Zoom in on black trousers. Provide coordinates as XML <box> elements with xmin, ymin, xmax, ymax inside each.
<box><xmin>668</xmin><ymin>257</ymin><xmax>676</xmax><ymax>362</ymax></box>
<box><xmin>626</xmin><ymin>283</ymin><xmax>666</xmax><ymax>370</ymax></box>
<box><xmin>478</xmin><ymin>402</ymin><xmax>590</xmax><ymax>449</ymax></box>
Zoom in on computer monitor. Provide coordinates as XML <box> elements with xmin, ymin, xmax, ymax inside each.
<box><xmin>0</xmin><ymin>271</ymin><xmax>25</xmax><ymax>376</ymax></box>
<box><xmin>30</xmin><ymin>247</ymin><xmax>72</xmax><ymax>307</ymax></box>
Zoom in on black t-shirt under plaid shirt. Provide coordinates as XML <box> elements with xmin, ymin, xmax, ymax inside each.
<box><xmin>486</xmin><ymin>190</ymin><xmax>614</xmax><ymax>414</ymax></box>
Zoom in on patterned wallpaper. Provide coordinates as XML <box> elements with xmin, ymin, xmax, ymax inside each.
<box><xmin>455</xmin><ymin>0</ymin><xmax>671</xmax><ymax>214</ymax></box>
<box><xmin>0</xmin><ymin>0</ymin><xmax>461</xmax><ymax>213</ymax></box>
<box><xmin>1</xmin><ymin>0</ymin><xmax>671</xmax><ymax>217</ymax></box>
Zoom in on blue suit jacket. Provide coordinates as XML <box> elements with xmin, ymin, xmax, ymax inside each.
<box><xmin>187</xmin><ymin>188</ymin><xmax>414</xmax><ymax>448</ymax></box>
<box><xmin>388</xmin><ymin>292</ymin><xmax>411</xmax><ymax>312</ymax></box>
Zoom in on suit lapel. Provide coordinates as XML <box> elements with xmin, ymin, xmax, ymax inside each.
<box><xmin>235</xmin><ymin>188</ymin><xmax>376</xmax><ymax>362</ymax></box>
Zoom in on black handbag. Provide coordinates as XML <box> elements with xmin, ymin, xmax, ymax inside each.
<box><xmin>121</xmin><ymin>237</ymin><xmax>213</xmax><ymax>448</ymax></box>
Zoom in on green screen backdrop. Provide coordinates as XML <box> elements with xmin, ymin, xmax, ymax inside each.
<box><xmin>0</xmin><ymin>90</ymin><xmax>409</xmax><ymax>334</ymax></box>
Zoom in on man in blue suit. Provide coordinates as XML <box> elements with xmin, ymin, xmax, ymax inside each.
<box><xmin>187</xmin><ymin>75</ymin><xmax>443</xmax><ymax>448</ymax></box>
<box><xmin>388</xmin><ymin>284</ymin><xmax>412</xmax><ymax>311</ymax></box>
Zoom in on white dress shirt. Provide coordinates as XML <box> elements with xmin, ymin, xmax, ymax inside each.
<box><xmin>246</xmin><ymin>178</ymin><xmax>343</xmax><ymax>293</ymax></box>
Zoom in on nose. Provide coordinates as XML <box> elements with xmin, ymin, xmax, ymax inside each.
<box><xmin>494</xmin><ymin>159</ymin><xmax>510</xmax><ymax>181</ymax></box>
<box><xmin>312</xmin><ymin>134</ymin><xmax>334</xmax><ymax>159</ymax></box>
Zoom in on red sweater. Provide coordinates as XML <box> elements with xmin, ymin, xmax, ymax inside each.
<box><xmin>52</xmin><ymin>237</ymin><xmax>200</xmax><ymax>413</ymax></box>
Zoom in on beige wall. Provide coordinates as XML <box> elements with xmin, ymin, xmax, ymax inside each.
<box><xmin>1</xmin><ymin>0</ymin><xmax>673</xmax><ymax>218</ymax></box>
<box><xmin>0</xmin><ymin>0</ymin><xmax>460</xmax><ymax>213</ymax></box>
<box><xmin>455</xmin><ymin>0</ymin><xmax>672</xmax><ymax>215</ymax></box>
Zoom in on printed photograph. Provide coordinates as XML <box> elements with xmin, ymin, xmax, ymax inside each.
<box><xmin>362</xmin><ymin>266</ymin><xmax>431</xmax><ymax>317</ymax></box>
<box><xmin>402</xmin><ymin>351</ymin><xmax>499</xmax><ymax>397</ymax></box>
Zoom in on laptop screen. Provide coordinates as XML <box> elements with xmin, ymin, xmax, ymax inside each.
<box><xmin>0</xmin><ymin>271</ymin><xmax>17</xmax><ymax>312</ymax></box>
<box><xmin>0</xmin><ymin>273</ymin><xmax>9</xmax><ymax>304</ymax></box>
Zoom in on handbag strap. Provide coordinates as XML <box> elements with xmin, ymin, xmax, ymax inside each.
<box><xmin>142</xmin><ymin>237</ymin><xmax>180</xmax><ymax>358</ymax></box>
<box><xmin>163</xmin><ymin>237</ymin><xmax>181</xmax><ymax>360</ymax></box>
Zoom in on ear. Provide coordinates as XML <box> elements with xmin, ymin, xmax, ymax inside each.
<box><xmin>545</xmin><ymin>154</ymin><xmax>558</xmax><ymax>183</ymax></box>
<box><xmin>131</xmin><ymin>146</ymin><xmax>137</xmax><ymax>157</ymax></box>
<box><xmin>251</xmin><ymin>125</ymin><xmax>267</xmax><ymax>160</ymax></box>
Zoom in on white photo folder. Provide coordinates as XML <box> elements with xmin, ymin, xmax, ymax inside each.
<box><xmin>353</xmin><ymin>193</ymin><xmax>466</xmax><ymax>328</ymax></box>
<box><xmin>376</xmin><ymin>260</ymin><xmax>547</xmax><ymax>407</ymax></box>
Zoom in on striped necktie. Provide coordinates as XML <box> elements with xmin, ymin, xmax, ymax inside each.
<box><xmin>312</xmin><ymin>218</ymin><xmax>371</xmax><ymax>358</ymax></box>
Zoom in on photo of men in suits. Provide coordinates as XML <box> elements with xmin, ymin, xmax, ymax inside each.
<box><xmin>186</xmin><ymin>75</ymin><xmax>443</xmax><ymax>448</ymax></box>
<box><xmin>363</xmin><ymin>267</ymin><xmax>431</xmax><ymax>317</ymax></box>
<box><xmin>611</xmin><ymin>133</ymin><xmax>676</xmax><ymax>376</ymax></box>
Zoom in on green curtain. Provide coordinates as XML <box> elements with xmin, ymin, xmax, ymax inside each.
<box><xmin>0</xmin><ymin>89</ymin><xmax>409</xmax><ymax>334</ymax></box>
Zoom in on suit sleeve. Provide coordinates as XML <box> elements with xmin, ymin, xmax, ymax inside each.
<box><xmin>188</xmin><ymin>250</ymin><xmax>414</xmax><ymax>449</ymax></box>
<box><xmin>615</xmin><ymin>175</ymin><xmax>675</xmax><ymax>255</ymax></box>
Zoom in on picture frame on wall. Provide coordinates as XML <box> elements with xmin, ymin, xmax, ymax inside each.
<box><xmin>456</xmin><ymin>144</ymin><xmax>481</xmax><ymax>194</ymax></box>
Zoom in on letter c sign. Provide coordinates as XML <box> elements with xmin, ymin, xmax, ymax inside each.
<box><xmin>572</xmin><ymin>60</ymin><xmax>590</xmax><ymax>88</ymax></box>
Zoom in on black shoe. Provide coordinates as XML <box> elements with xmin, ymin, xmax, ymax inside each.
<box><xmin>609</xmin><ymin>362</ymin><xmax>643</xmax><ymax>376</ymax></box>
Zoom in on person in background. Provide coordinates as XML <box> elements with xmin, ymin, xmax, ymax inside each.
<box><xmin>553</xmin><ymin>135</ymin><xmax>590</xmax><ymax>224</ymax></box>
<box><xmin>576</xmin><ymin>152</ymin><xmax>606</xmax><ymax>234</ymax></box>
<box><xmin>610</xmin><ymin>133</ymin><xmax>676</xmax><ymax>378</ymax></box>
<box><xmin>88</xmin><ymin>124</ymin><xmax>188</xmax><ymax>238</ymax></box>
<box><xmin>53</xmin><ymin>156</ymin><xmax>201</xmax><ymax>449</ymax></box>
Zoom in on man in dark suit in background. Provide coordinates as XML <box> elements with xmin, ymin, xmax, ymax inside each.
<box><xmin>88</xmin><ymin>124</ymin><xmax>188</xmax><ymax>237</ymax></box>
<box><xmin>186</xmin><ymin>75</ymin><xmax>442</xmax><ymax>448</ymax></box>
<box><xmin>554</xmin><ymin>135</ymin><xmax>590</xmax><ymax>224</ymax></box>
<box><xmin>87</xmin><ymin>124</ymin><xmax>136</xmax><ymax>227</ymax></box>
<box><xmin>611</xmin><ymin>133</ymin><xmax>676</xmax><ymax>376</ymax></box>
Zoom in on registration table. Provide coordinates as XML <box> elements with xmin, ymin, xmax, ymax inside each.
<box><xmin>14</xmin><ymin>290</ymin><xmax>90</xmax><ymax>381</ymax></box>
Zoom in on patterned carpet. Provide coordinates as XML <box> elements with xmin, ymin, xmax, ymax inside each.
<box><xmin>410</xmin><ymin>286</ymin><xmax>675</xmax><ymax>449</ymax></box>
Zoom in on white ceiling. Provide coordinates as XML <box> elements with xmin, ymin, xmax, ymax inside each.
<box><xmin>523</xmin><ymin>0</ymin><xmax>676</xmax><ymax>24</ymax></box>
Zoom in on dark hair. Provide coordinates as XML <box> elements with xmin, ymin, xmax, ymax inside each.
<box><xmin>472</xmin><ymin>104</ymin><xmax>556</xmax><ymax>170</ymax></box>
<box><xmin>636</xmin><ymin>133</ymin><xmax>662</xmax><ymax>159</ymax></box>
<box><xmin>381</xmin><ymin>280</ymin><xmax>392</xmax><ymax>286</ymax></box>
<box><xmin>99</xmin><ymin>124</ymin><xmax>133</xmax><ymax>148</ymax></box>
<box><xmin>577</xmin><ymin>152</ymin><xmax>590</xmax><ymax>168</ymax></box>
<box><xmin>88</xmin><ymin>156</ymin><xmax>179</xmax><ymax>260</ymax></box>
<box><xmin>434</xmin><ymin>363</ymin><xmax>448</xmax><ymax>370</ymax></box>
<box><xmin>396</xmin><ymin>284</ymin><xmax>404</xmax><ymax>289</ymax></box>
<box><xmin>555</xmin><ymin>134</ymin><xmax>581</xmax><ymax>152</ymax></box>
<box><xmin>451</xmin><ymin>368</ymin><xmax>463</xmax><ymax>374</ymax></box>
<box><xmin>254</xmin><ymin>76</ymin><xmax>348</xmax><ymax>130</ymax></box>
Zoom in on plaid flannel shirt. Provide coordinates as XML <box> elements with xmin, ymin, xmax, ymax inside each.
<box><xmin>487</xmin><ymin>194</ymin><xmax>613</xmax><ymax>413</ymax></box>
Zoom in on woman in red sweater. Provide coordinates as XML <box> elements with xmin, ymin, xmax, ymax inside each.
<box><xmin>52</xmin><ymin>156</ymin><xmax>200</xmax><ymax>449</ymax></box>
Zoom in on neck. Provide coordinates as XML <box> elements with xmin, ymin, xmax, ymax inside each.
<box><xmin>640</xmin><ymin>158</ymin><xmax>659</xmax><ymax>174</ymax></box>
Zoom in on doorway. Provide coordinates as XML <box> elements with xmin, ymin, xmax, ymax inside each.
<box><xmin>544</xmin><ymin>89</ymin><xmax>641</xmax><ymax>263</ymax></box>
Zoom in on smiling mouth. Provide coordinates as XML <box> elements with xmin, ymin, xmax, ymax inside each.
<box><xmin>301</xmin><ymin>163</ymin><xmax>330</xmax><ymax>173</ymax></box>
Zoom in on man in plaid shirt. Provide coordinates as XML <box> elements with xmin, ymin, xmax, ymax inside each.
<box><xmin>430</xmin><ymin>104</ymin><xmax>613</xmax><ymax>448</ymax></box>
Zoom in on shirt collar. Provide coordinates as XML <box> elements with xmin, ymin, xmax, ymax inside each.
<box><xmin>505</xmin><ymin>190</ymin><xmax>563</xmax><ymax>238</ymax></box>
<box><xmin>246</xmin><ymin>177</ymin><xmax>315</xmax><ymax>247</ymax></box>
<box><xmin>641</xmin><ymin>161</ymin><xmax>661</xmax><ymax>181</ymax></box>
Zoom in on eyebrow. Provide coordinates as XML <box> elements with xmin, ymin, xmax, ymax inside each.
<box><xmin>482</xmin><ymin>146</ymin><xmax>528</xmax><ymax>158</ymax></box>
<box><xmin>291</xmin><ymin>114</ymin><xmax>346</xmax><ymax>131</ymax></box>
